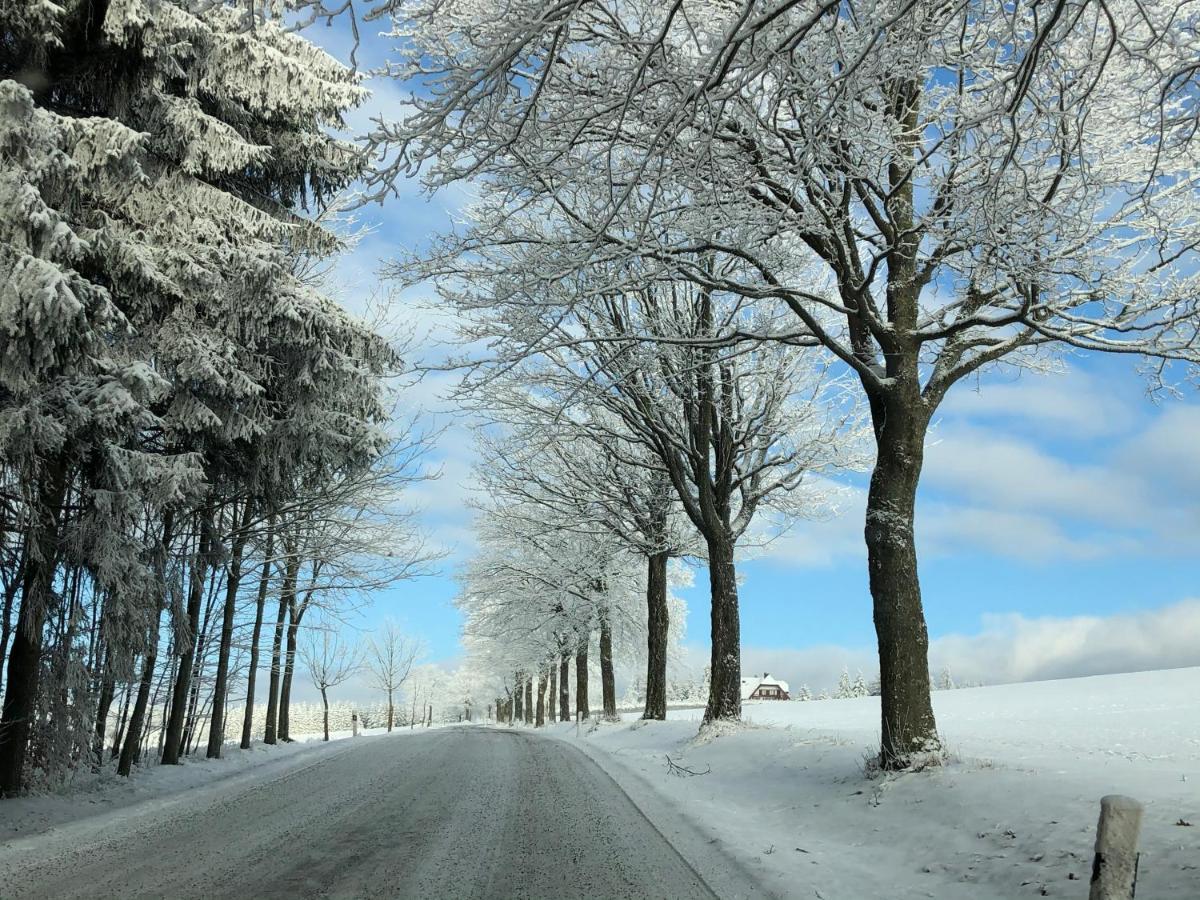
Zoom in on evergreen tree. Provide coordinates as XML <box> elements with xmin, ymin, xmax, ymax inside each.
<box><xmin>836</xmin><ymin>667</ymin><xmax>853</xmax><ymax>700</ymax></box>
<box><xmin>853</xmin><ymin>670</ymin><xmax>869</xmax><ymax>699</ymax></box>
<box><xmin>0</xmin><ymin>0</ymin><xmax>415</xmax><ymax>796</ymax></box>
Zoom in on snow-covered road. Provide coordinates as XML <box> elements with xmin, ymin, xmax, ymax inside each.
<box><xmin>0</xmin><ymin>727</ymin><xmax>738</xmax><ymax>899</ymax></box>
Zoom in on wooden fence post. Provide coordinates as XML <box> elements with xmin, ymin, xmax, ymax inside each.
<box><xmin>1090</xmin><ymin>794</ymin><xmax>1143</xmax><ymax>900</ymax></box>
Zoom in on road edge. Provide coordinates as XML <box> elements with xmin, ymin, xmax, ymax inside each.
<box><xmin>536</xmin><ymin>726</ymin><xmax>785</xmax><ymax>900</ymax></box>
<box><xmin>0</xmin><ymin>735</ymin><xmax>366</xmax><ymax>857</ymax></box>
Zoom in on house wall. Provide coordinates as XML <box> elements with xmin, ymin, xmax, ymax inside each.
<box><xmin>750</xmin><ymin>686</ymin><xmax>788</xmax><ymax>700</ymax></box>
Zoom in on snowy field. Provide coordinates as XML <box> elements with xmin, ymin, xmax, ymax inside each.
<box><xmin>548</xmin><ymin>667</ymin><xmax>1200</xmax><ymax>899</ymax></box>
<box><xmin>2</xmin><ymin>670</ymin><xmax>1195</xmax><ymax>899</ymax></box>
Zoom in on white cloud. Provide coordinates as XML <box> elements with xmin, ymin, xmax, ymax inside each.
<box><xmin>757</xmin><ymin>487</ymin><xmax>1142</xmax><ymax>568</ymax></box>
<box><xmin>752</xmin><ymin>366</ymin><xmax>1200</xmax><ymax>569</ymax></box>
<box><xmin>751</xmin><ymin>483</ymin><xmax>868</xmax><ymax>568</ymax></box>
<box><xmin>939</xmin><ymin>368</ymin><xmax>1140</xmax><ymax>439</ymax></box>
<box><xmin>1118</xmin><ymin>405</ymin><xmax>1200</xmax><ymax>497</ymax></box>
<box><xmin>929</xmin><ymin>599</ymin><xmax>1200</xmax><ymax>684</ymax></box>
<box><xmin>401</xmin><ymin>425</ymin><xmax>481</xmax><ymax>561</ymax></box>
<box><xmin>923</xmin><ymin>425</ymin><xmax>1151</xmax><ymax>523</ymax></box>
<box><xmin>677</xmin><ymin>599</ymin><xmax>1200</xmax><ymax>694</ymax></box>
<box><xmin>917</xmin><ymin>503</ymin><xmax>1139</xmax><ymax>562</ymax></box>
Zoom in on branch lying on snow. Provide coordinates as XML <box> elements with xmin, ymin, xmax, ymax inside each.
<box><xmin>665</xmin><ymin>755</ymin><xmax>710</xmax><ymax>777</ymax></box>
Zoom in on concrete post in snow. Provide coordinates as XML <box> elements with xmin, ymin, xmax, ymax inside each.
<box><xmin>1089</xmin><ymin>794</ymin><xmax>1143</xmax><ymax>900</ymax></box>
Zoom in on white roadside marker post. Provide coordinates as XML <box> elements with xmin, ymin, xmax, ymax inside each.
<box><xmin>352</xmin><ymin>712</ymin><xmax>358</xmax><ymax>738</ymax></box>
<box><xmin>1089</xmin><ymin>795</ymin><xmax>1144</xmax><ymax>900</ymax></box>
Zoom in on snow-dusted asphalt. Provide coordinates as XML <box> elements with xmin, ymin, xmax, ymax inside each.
<box><xmin>0</xmin><ymin>727</ymin><xmax>722</xmax><ymax>899</ymax></box>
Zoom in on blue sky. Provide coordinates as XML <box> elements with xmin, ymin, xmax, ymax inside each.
<box><xmin>310</xmin><ymin>16</ymin><xmax>1200</xmax><ymax>690</ymax></box>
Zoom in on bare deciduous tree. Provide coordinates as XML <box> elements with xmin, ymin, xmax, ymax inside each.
<box><xmin>365</xmin><ymin>620</ymin><xmax>421</xmax><ymax>731</ymax></box>
<box><xmin>385</xmin><ymin>0</ymin><xmax>1200</xmax><ymax>768</ymax></box>
<box><xmin>300</xmin><ymin>625</ymin><xmax>361</xmax><ymax>742</ymax></box>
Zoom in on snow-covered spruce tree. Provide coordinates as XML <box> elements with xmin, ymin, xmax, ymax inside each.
<box><xmin>381</xmin><ymin>0</ymin><xmax>1200</xmax><ymax>769</ymax></box>
<box><xmin>853</xmin><ymin>670</ymin><xmax>869</xmax><ymax>699</ymax></box>
<box><xmin>0</xmin><ymin>0</ymin><xmax>412</xmax><ymax>793</ymax></box>
<box><xmin>0</xmin><ymin>27</ymin><xmax>205</xmax><ymax>793</ymax></box>
<box><xmin>474</xmin><ymin>403</ymin><xmax>693</xmax><ymax>721</ymax></box>
<box><xmin>836</xmin><ymin>668</ymin><xmax>853</xmax><ymax>701</ymax></box>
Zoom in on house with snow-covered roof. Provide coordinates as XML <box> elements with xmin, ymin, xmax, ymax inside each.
<box><xmin>740</xmin><ymin>673</ymin><xmax>790</xmax><ymax>701</ymax></box>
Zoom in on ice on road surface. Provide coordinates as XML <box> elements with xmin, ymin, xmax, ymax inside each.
<box><xmin>0</xmin><ymin>727</ymin><xmax>739</xmax><ymax>899</ymax></box>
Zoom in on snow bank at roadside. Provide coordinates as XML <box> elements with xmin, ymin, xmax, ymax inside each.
<box><xmin>547</xmin><ymin>667</ymin><xmax>1200</xmax><ymax>899</ymax></box>
<box><xmin>0</xmin><ymin>726</ymin><xmax>419</xmax><ymax>842</ymax></box>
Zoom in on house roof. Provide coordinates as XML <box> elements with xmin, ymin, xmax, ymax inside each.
<box><xmin>740</xmin><ymin>673</ymin><xmax>790</xmax><ymax>700</ymax></box>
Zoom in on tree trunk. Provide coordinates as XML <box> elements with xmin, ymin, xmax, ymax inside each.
<box><xmin>703</xmin><ymin>533</ymin><xmax>741</xmax><ymax>723</ymax></box>
<box><xmin>162</xmin><ymin>524</ymin><xmax>210</xmax><ymax>765</ymax></box>
<box><xmin>598</xmin><ymin>607</ymin><xmax>617</xmax><ymax>721</ymax></box>
<box><xmin>152</xmin><ymin>648</ymin><xmax>176</xmax><ymax>762</ymax></box>
<box><xmin>558</xmin><ymin>652</ymin><xmax>570</xmax><ymax>721</ymax></box>
<box><xmin>575</xmin><ymin>636</ymin><xmax>590</xmax><ymax>720</ymax></box>
<box><xmin>263</xmin><ymin>548</ymin><xmax>298</xmax><ymax>745</ymax></box>
<box><xmin>118</xmin><ymin>646</ymin><xmax>158</xmax><ymax>776</ymax></box>
<box><xmin>643</xmin><ymin>551</ymin><xmax>669</xmax><ymax>720</ymax></box>
<box><xmin>523</xmin><ymin>680</ymin><xmax>533</xmax><ymax>725</ymax></box>
<box><xmin>535</xmin><ymin>671</ymin><xmax>546</xmax><ymax>727</ymax></box>
<box><xmin>320</xmin><ymin>687</ymin><xmax>330</xmax><ymax>742</ymax></box>
<box><xmin>0</xmin><ymin>460</ymin><xmax>68</xmax><ymax>797</ymax></box>
<box><xmin>513</xmin><ymin>674</ymin><xmax>523</xmax><ymax>723</ymax></box>
<box><xmin>240</xmin><ymin>523</ymin><xmax>274</xmax><ymax>749</ymax></box>
<box><xmin>179</xmin><ymin>590</ymin><xmax>213</xmax><ymax>757</ymax></box>
<box><xmin>208</xmin><ymin>502</ymin><xmax>254</xmax><ymax>758</ymax></box>
<box><xmin>118</xmin><ymin>514</ymin><xmax>174</xmax><ymax>777</ymax></box>
<box><xmin>0</xmin><ymin>549</ymin><xmax>25</xmax><ymax>704</ymax></box>
<box><xmin>110</xmin><ymin>680</ymin><xmax>132</xmax><ymax>759</ymax></box>
<box><xmin>865</xmin><ymin>404</ymin><xmax>939</xmax><ymax>768</ymax></box>
<box><xmin>386</xmin><ymin>688</ymin><xmax>394</xmax><ymax>732</ymax></box>
<box><xmin>547</xmin><ymin>666</ymin><xmax>557</xmax><ymax>723</ymax></box>
<box><xmin>92</xmin><ymin>652</ymin><xmax>116</xmax><ymax>768</ymax></box>
<box><xmin>278</xmin><ymin>610</ymin><xmax>301</xmax><ymax>742</ymax></box>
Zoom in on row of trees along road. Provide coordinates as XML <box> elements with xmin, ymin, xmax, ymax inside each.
<box><xmin>5</xmin><ymin>0</ymin><xmax>1200</xmax><ymax>791</ymax></box>
<box><xmin>298</xmin><ymin>619</ymin><xmax>421</xmax><ymax>742</ymax></box>
<box><xmin>460</xmin><ymin>283</ymin><xmax>860</xmax><ymax>726</ymax></box>
<box><xmin>0</xmin><ymin>0</ymin><xmax>435</xmax><ymax>797</ymax></box>
<box><xmin>376</xmin><ymin>0</ymin><xmax>1200</xmax><ymax>768</ymax></box>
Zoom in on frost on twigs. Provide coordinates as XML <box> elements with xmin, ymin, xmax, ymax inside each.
<box><xmin>0</xmin><ymin>0</ymin><xmax>403</xmax><ymax>792</ymax></box>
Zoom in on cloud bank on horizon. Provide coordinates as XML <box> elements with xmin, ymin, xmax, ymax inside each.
<box><xmin>723</xmin><ymin>599</ymin><xmax>1200</xmax><ymax>693</ymax></box>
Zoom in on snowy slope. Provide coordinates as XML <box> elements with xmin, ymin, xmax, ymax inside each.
<box><xmin>549</xmin><ymin>667</ymin><xmax>1200</xmax><ymax>899</ymax></box>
